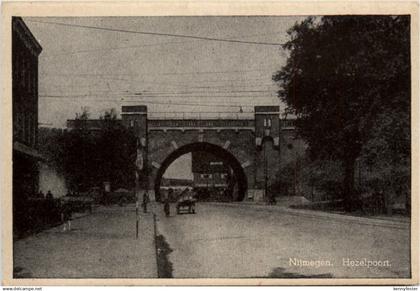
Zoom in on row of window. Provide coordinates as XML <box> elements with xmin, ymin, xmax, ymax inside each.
<box><xmin>13</xmin><ymin>51</ymin><xmax>37</xmax><ymax>94</ymax></box>
<box><xmin>263</xmin><ymin>118</ymin><xmax>296</xmax><ymax>128</ymax></box>
<box><xmin>15</xmin><ymin>112</ymin><xmax>36</xmax><ymax>146</ymax></box>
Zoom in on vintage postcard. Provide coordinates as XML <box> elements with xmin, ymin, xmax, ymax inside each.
<box><xmin>1</xmin><ymin>0</ymin><xmax>419</xmax><ymax>286</ymax></box>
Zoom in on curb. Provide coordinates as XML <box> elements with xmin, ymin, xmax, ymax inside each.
<box><xmin>208</xmin><ymin>202</ymin><xmax>410</xmax><ymax>229</ymax></box>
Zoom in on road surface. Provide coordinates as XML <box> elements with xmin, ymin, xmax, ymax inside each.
<box><xmin>13</xmin><ymin>205</ymin><xmax>157</xmax><ymax>278</ymax></box>
<box><xmin>13</xmin><ymin>202</ymin><xmax>411</xmax><ymax>279</ymax></box>
<box><xmin>155</xmin><ymin>202</ymin><xmax>411</xmax><ymax>278</ymax></box>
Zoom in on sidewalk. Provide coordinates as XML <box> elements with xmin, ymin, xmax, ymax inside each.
<box><xmin>13</xmin><ymin>204</ymin><xmax>157</xmax><ymax>278</ymax></box>
<box><xmin>209</xmin><ymin>201</ymin><xmax>410</xmax><ymax>229</ymax></box>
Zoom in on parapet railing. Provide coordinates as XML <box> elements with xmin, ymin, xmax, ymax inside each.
<box><xmin>147</xmin><ymin>112</ymin><xmax>255</xmax><ymax>120</ymax></box>
<box><xmin>148</xmin><ymin>119</ymin><xmax>255</xmax><ymax>128</ymax></box>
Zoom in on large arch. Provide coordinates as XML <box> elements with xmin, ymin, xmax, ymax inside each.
<box><xmin>153</xmin><ymin>142</ymin><xmax>248</xmax><ymax>202</ymax></box>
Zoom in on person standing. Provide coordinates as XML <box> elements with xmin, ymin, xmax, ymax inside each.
<box><xmin>164</xmin><ymin>198</ymin><xmax>170</xmax><ymax>217</ymax></box>
<box><xmin>45</xmin><ymin>190</ymin><xmax>54</xmax><ymax>224</ymax></box>
<box><xmin>142</xmin><ymin>192</ymin><xmax>150</xmax><ymax>213</ymax></box>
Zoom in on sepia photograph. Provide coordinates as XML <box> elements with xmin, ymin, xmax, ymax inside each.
<box><xmin>2</xmin><ymin>1</ymin><xmax>419</xmax><ymax>286</ymax></box>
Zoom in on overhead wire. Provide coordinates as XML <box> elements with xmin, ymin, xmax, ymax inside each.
<box><xmin>27</xmin><ymin>20</ymin><xmax>285</xmax><ymax>46</ymax></box>
<box><xmin>39</xmin><ymin>30</ymin><xmax>288</xmax><ymax>58</ymax></box>
<box><xmin>30</xmin><ymin>19</ymin><xmax>283</xmax><ymax>113</ymax></box>
<box><xmin>39</xmin><ymin>97</ymin><xmax>275</xmax><ymax>108</ymax></box>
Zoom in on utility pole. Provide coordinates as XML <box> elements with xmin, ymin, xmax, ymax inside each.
<box><xmin>262</xmin><ymin>117</ymin><xmax>271</xmax><ymax>202</ymax></box>
<box><xmin>135</xmin><ymin>137</ymin><xmax>143</xmax><ymax>239</ymax></box>
<box><xmin>135</xmin><ymin>159</ymin><xmax>139</xmax><ymax>239</ymax></box>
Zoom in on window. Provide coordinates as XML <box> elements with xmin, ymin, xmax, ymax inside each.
<box><xmin>26</xmin><ymin>115</ymin><xmax>31</xmax><ymax>144</ymax></box>
<box><xmin>20</xmin><ymin>58</ymin><xmax>25</xmax><ymax>87</ymax></box>
<box><xmin>32</xmin><ymin>72</ymin><xmax>36</xmax><ymax>93</ymax></box>
<box><xmin>33</xmin><ymin>119</ymin><xmax>37</xmax><ymax>146</ymax></box>
<box><xmin>264</xmin><ymin>118</ymin><xmax>272</xmax><ymax>128</ymax></box>
<box><xmin>17</xmin><ymin>113</ymin><xmax>23</xmax><ymax>141</ymax></box>
<box><xmin>22</xmin><ymin>115</ymin><xmax>26</xmax><ymax>143</ymax></box>
<box><xmin>27</xmin><ymin>69</ymin><xmax>31</xmax><ymax>91</ymax></box>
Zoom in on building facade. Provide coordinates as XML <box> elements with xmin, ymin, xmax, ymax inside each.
<box><xmin>191</xmin><ymin>151</ymin><xmax>230</xmax><ymax>189</ymax></box>
<box><xmin>12</xmin><ymin>17</ymin><xmax>43</xmax><ymax>203</ymax></box>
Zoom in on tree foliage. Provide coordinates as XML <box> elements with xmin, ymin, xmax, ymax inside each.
<box><xmin>97</xmin><ymin>108</ymin><xmax>137</xmax><ymax>190</ymax></box>
<box><xmin>273</xmin><ymin>16</ymin><xmax>410</xmax><ymax>210</ymax></box>
<box><xmin>39</xmin><ymin>109</ymin><xmax>137</xmax><ymax>192</ymax></box>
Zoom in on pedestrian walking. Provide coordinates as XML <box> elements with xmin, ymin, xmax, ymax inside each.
<box><xmin>142</xmin><ymin>192</ymin><xmax>150</xmax><ymax>213</ymax></box>
<box><xmin>38</xmin><ymin>190</ymin><xmax>44</xmax><ymax>199</ymax></box>
<box><xmin>164</xmin><ymin>198</ymin><xmax>170</xmax><ymax>217</ymax></box>
<box><xmin>45</xmin><ymin>190</ymin><xmax>55</xmax><ymax>223</ymax></box>
<box><xmin>269</xmin><ymin>194</ymin><xmax>277</xmax><ymax>205</ymax></box>
<box><xmin>167</xmin><ymin>188</ymin><xmax>173</xmax><ymax>201</ymax></box>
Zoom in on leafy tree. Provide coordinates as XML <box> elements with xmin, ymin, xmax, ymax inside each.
<box><xmin>38</xmin><ymin>127</ymin><xmax>66</xmax><ymax>173</ymax></box>
<box><xmin>39</xmin><ymin>109</ymin><xmax>138</xmax><ymax>193</ymax></box>
<box><xmin>97</xmin><ymin>109</ymin><xmax>137</xmax><ymax>190</ymax></box>
<box><xmin>273</xmin><ymin>16</ymin><xmax>410</xmax><ymax>211</ymax></box>
<box><xmin>360</xmin><ymin>108</ymin><xmax>410</xmax><ymax>213</ymax></box>
<box><xmin>61</xmin><ymin>109</ymin><xmax>96</xmax><ymax>191</ymax></box>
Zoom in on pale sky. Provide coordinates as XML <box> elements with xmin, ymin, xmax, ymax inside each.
<box><xmin>163</xmin><ymin>153</ymin><xmax>193</xmax><ymax>180</ymax></box>
<box><xmin>24</xmin><ymin>16</ymin><xmax>305</xmax><ymax>179</ymax></box>
<box><xmin>23</xmin><ymin>16</ymin><xmax>305</xmax><ymax>127</ymax></box>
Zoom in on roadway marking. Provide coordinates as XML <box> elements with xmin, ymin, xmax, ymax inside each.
<box><xmin>152</xmin><ymin>161</ymin><xmax>161</xmax><ymax>169</ymax></box>
<box><xmin>147</xmin><ymin>127</ymin><xmax>255</xmax><ymax>132</ymax></box>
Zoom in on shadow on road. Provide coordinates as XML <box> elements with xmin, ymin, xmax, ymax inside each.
<box><xmin>13</xmin><ymin>266</ymin><xmax>32</xmax><ymax>278</ymax></box>
<box><xmin>156</xmin><ymin>234</ymin><xmax>173</xmax><ymax>278</ymax></box>
<box><xmin>268</xmin><ymin>267</ymin><xmax>333</xmax><ymax>278</ymax></box>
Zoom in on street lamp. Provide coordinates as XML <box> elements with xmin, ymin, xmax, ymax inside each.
<box><xmin>263</xmin><ymin>117</ymin><xmax>272</xmax><ymax>202</ymax></box>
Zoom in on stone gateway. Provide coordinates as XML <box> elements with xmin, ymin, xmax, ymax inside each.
<box><xmin>119</xmin><ymin>105</ymin><xmax>303</xmax><ymax>202</ymax></box>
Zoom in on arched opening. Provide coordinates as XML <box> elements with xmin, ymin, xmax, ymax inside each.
<box><xmin>154</xmin><ymin>142</ymin><xmax>248</xmax><ymax>202</ymax></box>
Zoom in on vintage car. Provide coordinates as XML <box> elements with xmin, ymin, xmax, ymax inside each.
<box><xmin>176</xmin><ymin>190</ymin><xmax>197</xmax><ymax>214</ymax></box>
